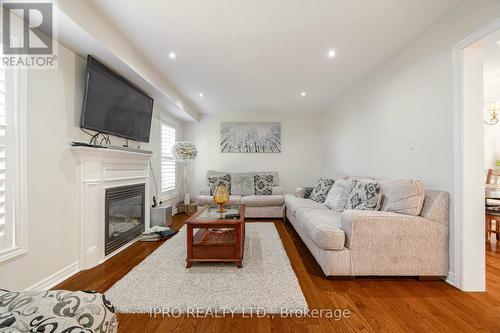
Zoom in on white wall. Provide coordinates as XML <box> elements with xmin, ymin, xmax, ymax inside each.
<box><xmin>321</xmin><ymin>0</ymin><xmax>500</xmax><ymax>288</ymax></box>
<box><xmin>0</xmin><ymin>41</ymin><xmax>182</xmax><ymax>290</ymax></box>
<box><xmin>184</xmin><ymin>112</ymin><xmax>324</xmax><ymax>195</ymax></box>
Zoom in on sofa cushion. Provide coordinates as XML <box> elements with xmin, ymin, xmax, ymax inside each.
<box><xmin>284</xmin><ymin>194</ymin><xmax>328</xmax><ymax>217</ymax></box>
<box><xmin>197</xmin><ymin>195</ymin><xmax>241</xmax><ymax>206</ymax></box>
<box><xmin>241</xmin><ymin>195</ymin><xmax>284</xmax><ymax>207</ymax></box>
<box><xmin>254</xmin><ymin>174</ymin><xmax>274</xmax><ymax>195</ymax></box>
<box><xmin>309</xmin><ymin>177</ymin><xmax>335</xmax><ymax>203</ymax></box>
<box><xmin>324</xmin><ymin>178</ymin><xmax>356</xmax><ymax>212</ymax></box>
<box><xmin>295</xmin><ymin>209</ymin><xmax>345</xmax><ymax>250</ymax></box>
<box><xmin>380</xmin><ymin>179</ymin><xmax>425</xmax><ymax>216</ymax></box>
<box><xmin>345</xmin><ymin>179</ymin><xmax>381</xmax><ymax>210</ymax></box>
<box><xmin>207</xmin><ymin>173</ymin><xmax>231</xmax><ymax>195</ymax></box>
<box><xmin>231</xmin><ymin>172</ymin><xmax>255</xmax><ymax>195</ymax></box>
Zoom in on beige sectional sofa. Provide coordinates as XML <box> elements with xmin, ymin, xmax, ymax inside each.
<box><xmin>285</xmin><ymin>179</ymin><xmax>450</xmax><ymax>277</ymax></box>
<box><xmin>197</xmin><ymin>170</ymin><xmax>285</xmax><ymax>218</ymax></box>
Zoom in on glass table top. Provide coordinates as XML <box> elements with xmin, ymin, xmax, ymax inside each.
<box><xmin>195</xmin><ymin>204</ymin><xmax>242</xmax><ymax>221</ymax></box>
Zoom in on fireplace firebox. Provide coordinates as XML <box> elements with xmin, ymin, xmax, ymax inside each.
<box><xmin>105</xmin><ymin>184</ymin><xmax>145</xmax><ymax>255</ymax></box>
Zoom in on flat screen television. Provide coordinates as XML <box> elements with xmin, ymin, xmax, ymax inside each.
<box><xmin>81</xmin><ymin>55</ymin><xmax>154</xmax><ymax>143</ymax></box>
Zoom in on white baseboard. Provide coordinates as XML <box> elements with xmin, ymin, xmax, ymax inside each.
<box><xmin>26</xmin><ymin>261</ymin><xmax>80</xmax><ymax>291</ymax></box>
<box><xmin>445</xmin><ymin>271</ymin><xmax>456</xmax><ymax>288</ymax></box>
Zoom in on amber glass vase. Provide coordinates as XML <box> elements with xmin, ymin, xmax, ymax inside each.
<box><xmin>213</xmin><ymin>185</ymin><xmax>230</xmax><ymax>213</ymax></box>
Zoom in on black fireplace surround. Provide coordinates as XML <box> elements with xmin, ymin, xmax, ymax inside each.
<box><xmin>105</xmin><ymin>183</ymin><xmax>145</xmax><ymax>255</ymax></box>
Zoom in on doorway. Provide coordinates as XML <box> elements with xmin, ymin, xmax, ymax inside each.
<box><xmin>453</xmin><ymin>18</ymin><xmax>500</xmax><ymax>291</ymax></box>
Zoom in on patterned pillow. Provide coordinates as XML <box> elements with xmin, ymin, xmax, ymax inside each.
<box><xmin>0</xmin><ymin>290</ymin><xmax>118</xmax><ymax>333</ymax></box>
<box><xmin>208</xmin><ymin>174</ymin><xmax>231</xmax><ymax>195</ymax></box>
<box><xmin>346</xmin><ymin>180</ymin><xmax>381</xmax><ymax>210</ymax></box>
<box><xmin>309</xmin><ymin>178</ymin><xmax>335</xmax><ymax>203</ymax></box>
<box><xmin>254</xmin><ymin>174</ymin><xmax>274</xmax><ymax>195</ymax></box>
<box><xmin>303</xmin><ymin>187</ymin><xmax>315</xmax><ymax>199</ymax></box>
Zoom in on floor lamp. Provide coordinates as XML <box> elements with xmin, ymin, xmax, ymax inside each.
<box><xmin>172</xmin><ymin>141</ymin><xmax>197</xmax><ymax>205</ymax></box>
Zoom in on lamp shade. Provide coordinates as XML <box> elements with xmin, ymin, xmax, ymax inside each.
<box><xmin>172</xmin><ymin>142</ymin><xmax>197</xmax><ymax>161</ymax></box>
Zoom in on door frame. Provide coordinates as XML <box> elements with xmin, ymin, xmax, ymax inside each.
<box><xmin>452</xmin><ymin>18</ymin><xmax>500</xmax><ymax>291</ymax></box>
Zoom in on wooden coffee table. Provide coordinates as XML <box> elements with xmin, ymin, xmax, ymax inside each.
<box><xmin>185</xmin><ymin>204</ymin><xmax>246</xmax><ymax>268</ymax></box>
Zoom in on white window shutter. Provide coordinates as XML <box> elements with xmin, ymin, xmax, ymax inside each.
<box><xmin>0</xmin><ymin>62</ymin><xmax>9</xmax><ymax>250</ymax></box>
<box><xmin>161</xmin><ymin>123</ymin><xmax>176</xmax><ymax>193</ymax></box>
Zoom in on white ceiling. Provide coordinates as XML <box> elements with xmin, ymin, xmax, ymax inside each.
<box><xmin>86</xmin><ymin>0</ymin><xmax>462</xmax><ymax>114</ymax></box>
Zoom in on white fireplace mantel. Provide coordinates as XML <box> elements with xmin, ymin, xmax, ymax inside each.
<box><xmin>71</xmin><ymin>146</ymin><xmax>153</xmax><ymax>270</ymax></box>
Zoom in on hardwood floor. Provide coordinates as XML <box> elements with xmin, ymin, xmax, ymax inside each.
<box><xmin>55</xmin><ymin>214</ymin><xmax>500</xmax><ymax>332</ymax></box>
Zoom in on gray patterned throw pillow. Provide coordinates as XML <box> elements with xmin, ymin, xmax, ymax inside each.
<box><xmin>0</xmin><ymin>290</ymin><xmax>118</xmax><ymax>333</ymax></box>
<box><xmin>309</xmin><ymin>177</ymin><xmax>335</xmax><ymax>203</ymax></box>
<box><xmin>346</xmin><ymin>180</ymin><xmax>381</xmax><ymax>210</ymax></box>
<box><xmin>208</xmin><ymin>174</ymin><xmax>231</xmax><ymax>195</ymax></box>
<box><xmin>303</xmin><ymin>187</ymin><xmax>315</xmax><ymax>199</ymax></box>
<box><xmin>254</xmin><ymin>174</ymin><xmax>274</xmax><ymax>195</ymax></box>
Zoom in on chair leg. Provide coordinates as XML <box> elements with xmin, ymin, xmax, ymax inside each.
<box><xmin>496</xmin><ymin>219</ymin><xmax>500</xmax><ymax>240</ymax></box>
<box><xmin>486</xmin><ymin>215</ymin><xmax>493</xmax><ymax>241</ymax></box>
<box><xmin>493</xmin><ymin>218</ymin><xmax>500</xmax><ymax>241</ymax></box>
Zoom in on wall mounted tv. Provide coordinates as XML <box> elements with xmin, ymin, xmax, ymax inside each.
<box><xmin>81</xmin><ymin>55</ymin><xmax>154</xmax><ymax>143</ymax></box>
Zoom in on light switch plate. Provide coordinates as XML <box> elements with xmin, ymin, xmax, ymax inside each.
<box><xmin>409</xmin><ymin>137</ymin><xmax>416</xmax><ymax>150</ymax></box>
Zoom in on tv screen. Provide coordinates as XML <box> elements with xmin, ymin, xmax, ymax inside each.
<box><xmin>81</xmin><ymin>55</ymin><xmax>154</xmax><ymax>143</ymax></box>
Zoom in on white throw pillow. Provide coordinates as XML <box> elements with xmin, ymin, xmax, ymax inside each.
<box><xmin>231</xmin><ymin>172</ymin><xmax>255</xmax><ymax>196</ymax></box>
<box><xmin>324</xmin><ymin>179</ymin><xmax>356</xmax><ymax>212</ymax></box>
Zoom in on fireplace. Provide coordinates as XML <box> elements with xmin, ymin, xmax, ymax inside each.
<box><xmin>105</xmin><ymin>184</ymin><xmax>145</xmax><ymax>255</ymax></box>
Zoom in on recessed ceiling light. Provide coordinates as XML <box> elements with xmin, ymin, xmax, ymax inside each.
<box><xmin>199</xmin><ymin>93</ymin><xmax>204</xmax><ymax>97</ymax></box>
<box><xmin>168</xmin><ymin>51</ymin><xmax>176</xmax><ymax>59</ymax></box>
<box><xmin>328</xmin><ymin>49</ymin><xmax>336</xmax><ymax>58</ymax></box>
<box><xmin>300</xmin><ymin>91</ymin><xmax>307</xmax><ymax>97</ymax></box>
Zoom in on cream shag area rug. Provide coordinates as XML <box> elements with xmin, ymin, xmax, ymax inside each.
<box><xmin>105</xmin><ymin>223</ymin><xmax>308</xmax><ymax>313</ymax></box>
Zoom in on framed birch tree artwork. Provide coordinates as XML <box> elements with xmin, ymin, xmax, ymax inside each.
<box><xmin>220</xmin><ymin>122</ymin><xmax>281</xmax><ymax>153</ymax></box>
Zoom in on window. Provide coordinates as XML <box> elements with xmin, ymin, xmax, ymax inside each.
<box><xmin>161</xmin><ymin>122</ymin><xmax>176</xmax><ymax>194</ymax></box>
<box><xmin>0</xmin><ymin>56</ymin><xmax>27</xmax><ymax>261</ymax></box>
<box><xmin>0</xmin><ymin>63</ymin><xmax>8</xmax><ymax>251</ymax></box>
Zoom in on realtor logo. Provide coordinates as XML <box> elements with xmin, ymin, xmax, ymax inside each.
<box><xmin>1</xmin><ymin>1</ymin><xmax>57</xmax><ymax>68</ymax></box>
<box><xmin>2</xmin><ymin>2</ymin><xmax>52</xmax><ymax>54</ymax></box>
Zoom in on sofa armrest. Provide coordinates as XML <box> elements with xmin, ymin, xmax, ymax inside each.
<box><xmin>272</xmin><ymin>186</ymin><xmax>284</xmax><ymax>195</ymax></box>
<box><xmin>339</xmin><ymin>210</ymin><xmax>448</xmax><ymax>276</ymax></box>
<box><xmin>295</xmin><ymin>187</ymin><xmax>306</xmax><ymax>198</ymax></box>
<box><xmin>340</xmin><ymin>210</ymin><xmax>447</xmax><ymax>249</ymax></box>
<box><xmin>199</xmin><ymin>186</ymin><xmax>210</xmax><ymax>196</ymax></box>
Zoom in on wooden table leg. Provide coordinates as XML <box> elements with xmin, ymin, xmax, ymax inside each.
<box><xmin>235</xmin><ymin>223</ymin><xmax>244</xmax><ymax>268</ymax></box>
<box><xmin>186</xmin><ymin>224</ymin><xmax>193</xmax><ymax>268</ymax></box>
